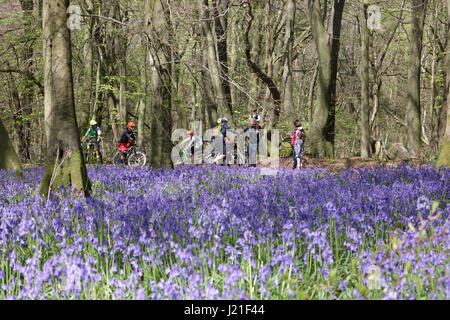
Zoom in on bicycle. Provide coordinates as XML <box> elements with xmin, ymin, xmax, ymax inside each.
<box><xmin>84</xmin><ymin>139</ymin><xmax>102</xmax><ymax>165</ymax></box>
<box><xmin>176</xmin><ymin>147</ymin><xmax>204</xmax><ymax>165</ymax></box>
<box><xmin>112</xmin><ymin>141</ymin><xmax>147</xmax><ymax>168</ymax></box>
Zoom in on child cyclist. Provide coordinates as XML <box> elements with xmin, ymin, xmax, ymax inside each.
<box><xmin>83</xmin><ymin>120</ymin><xmax>102</xmax><ymax>157</ymax></box>
<box><xmin>288</xmin><ymin>120</ymin><xmax>306</xmax><ymax>169</ymax></box>
<box><xmin>180</xmin><ymin>129</ymin><xmax>203</xmax><ymax>164</ymax></box>
<box><xmin>117</xmin><ymin>122</ymin><xmax>137</xmax><ymax>161</ymax></box>
<box><xmin>83</xmin><ymin>120</ymin><xmax>102</xmax><ymax>144</ymax></box>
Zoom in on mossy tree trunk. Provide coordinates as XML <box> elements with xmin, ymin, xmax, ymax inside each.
<box><xmin>406</xmin><ymin>0</ymin><xmax>428</xmax><ymax>158</ymax></box>
<box><xmin>437</xmin><ymin>0</ymin><xmax>450</xmax><ymax>168</ymax></box>
<box><xmin>146</xmin><ymin>0</ymin><xmax>173</xmax><ymax>168</ymax></box>
<box><xmin>307</xmin><ymin>0</ymin><xmax>345</xmax><ymax>158</ymax></box>
<box><xmin>0</xmin><ymin>119</ymin><xmax>22</xmax><ymax>171</ymax></box>
<box><xmin>38</xmin><ymin>0</ymin><xmax>91</xmax><ymax>198</ymax></box>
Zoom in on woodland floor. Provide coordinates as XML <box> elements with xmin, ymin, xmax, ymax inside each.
<box><xmin>257</xmin><ymin>156</ymin><xmax>433</xmax><ymax>173</ymax></box>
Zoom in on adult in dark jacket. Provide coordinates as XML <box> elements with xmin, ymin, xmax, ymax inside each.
<box><xmin>219</xmin><ymin>117</ymin><xmax>240</xmax><ymax>165</ymax></box>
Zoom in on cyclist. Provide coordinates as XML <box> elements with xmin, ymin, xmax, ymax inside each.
<box><xmin>83</xmin><ymin>120</ymin><xmax>102</xmax><ymax>158</ymax></box>
<box><xmin>83</xmin><ymin>120</ymin><xmax>101</xmax><ymax>142</ymax></box>
<box><xmin>181</xmin><ymin>129</ymin><xmax>203</xmax><ymax>163</ymax></box>
<box><xmin>117</xmin><ymin>122</ymin><xmax>137</xmax><ymax>161</ymax></box>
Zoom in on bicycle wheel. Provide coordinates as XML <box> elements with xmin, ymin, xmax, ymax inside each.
<box><xmin>84</xmin><ymin>149</ymin><xmax>94</xmax><ymax>165</ymax></box>
<box><xmin>96</xmin><ymin>151</ymin><xmax>103</xmax><ymax>164</ymax></box>
<box><xmin>128</xmin><ymin>151</ymin><xmax>147</xmax><ymax>167</ymax></box>
<box><xmin>112</xmin><ymin>151</ymin><xmax>126</xmax><ymax>166</ymax></box>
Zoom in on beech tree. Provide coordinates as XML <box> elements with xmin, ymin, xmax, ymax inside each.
<box><xmin>307</xmin><ymin>0</ymin><xmax>345</xmax><ymax>158</ymax></box>
<box><xmin>437</xmin><ymin>0</ymin><xmax>450</xmax><ymax>168</ymax></box>
<box><xmin>38</xmin><ymin>0</ymin><xmax>91</xmax><ymax>197</ymax></box>
<box><xmin>0</xmin><ymin>118</ymin><xmax>22</xmax><ymax>171</ymax></box>
<box><xmin>406</xmin><ymin>0</ymin><xmax>428</xmax><ymax>158</ymax></box>
<box><xmin>360</xmin><ymin>1</ymin><xmax>371</xmax><ymax>158</ymax></box>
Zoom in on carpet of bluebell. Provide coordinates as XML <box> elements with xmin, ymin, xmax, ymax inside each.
<box><xmin>0</xmin><ymin>165</ymin><xmax>448</xmax><ymax>299</ymax></box>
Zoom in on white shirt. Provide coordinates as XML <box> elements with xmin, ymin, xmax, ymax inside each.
<box><xmin>181</xmin><ymin>135</ymin><xmax>203</xmax><ymax>150</ymax></box>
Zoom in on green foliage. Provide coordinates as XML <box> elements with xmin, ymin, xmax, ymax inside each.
<box><xmin>280</xmin><ymin>141</ymin><xmax>293</xmax><ymax>157</ymax></box>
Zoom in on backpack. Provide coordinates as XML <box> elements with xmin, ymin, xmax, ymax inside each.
<box><xmin>291</xmin><ymin>127</ymin><xmax>306</xmax><ymax>148</ymax></box>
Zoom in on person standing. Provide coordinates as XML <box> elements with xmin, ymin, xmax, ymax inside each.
<box><xmin>288</xmin><ymin>120</ymin><xmax>306</xmax><ymax>169</ymax></box>
<box><xmin>219</xmin><ymin>117</ymin><xmax>239</xmax><ymax>165</ymax></box>
<box><xmin>243</xmin><ymin>118</ymin><xmax>263</xmax><ymax>167</ymax></box>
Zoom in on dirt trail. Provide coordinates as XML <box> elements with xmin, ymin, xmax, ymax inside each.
<box><xmin>258</xmin><ymin>156</ymin><xmax>432</xmax><ymax>173</ymax></box>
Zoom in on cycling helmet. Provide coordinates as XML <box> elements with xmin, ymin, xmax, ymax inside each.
<box><xmin>221</xmin><ymin>117</ymin><xmax>229</xmax><ymax>123</ymax></box>
<box><xmin>90</xmin><ymin>120</ymin><xmax>97</xmax><ymax>126</ymax></box>
<box><xmin>127</xmin><ymin>122</ymin><xmax>136</xmax><ymax>128</ymax></box>
<box><xmin>188</xmin><ymin>130</ymin><xmax>194</xmax><ymax>136</ymax></box>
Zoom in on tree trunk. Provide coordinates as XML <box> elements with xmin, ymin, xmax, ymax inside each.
<box><xmin>326</xmin><ymin>0</ymin><xmax>345</xmax><ymax>149</ymax></box>
<box><xmin>198</xmin><ymin>0</ymin><xmax>231</xmax><ymax>123</ymax></box>
<box><xmin>117</xmin><ymin>4</ymin><xmax>128</xmax><ymax>126</ymax></box>
<box><xmin>39</xmin><ymin>0</ymin><xmax>91</xmax><ymax>197</ymax></box>
<box><xmin>199</xmin><ymin>39</ymin><xmax>218</xmax><ymax>129</ymax></box>
<box><xmin>138</xmin><ymin>40</ymin><xmax>148</xmax><ymax>148</ymax></box>
<box><xmin>146</xmin><ymin>0</ymin><xmax>173</xmax><ymax>168</ymax></box>
<box><xmin>431</xmin><ymin>0</ymin><xmax>448</xmax><ymax>153</ymax></box>
<box><xmin>437</xmin><ymin>0</ymin><xmax>450</xmax><ymax>168</ymax></box>
<box><xmin>307</xmin><ymin>0</ymin><xmax>345</xmax><ymax>158</ymax></box>
<box><xmin>308</xmin><ymin>62</ymin><xmax>319</xmax><ymax>123</ymax></box>
<box><xmin>309</xmin><ymin>0</ymin><xmax>332</xmax><ymax>157</ymax></box>
<box><xmin>7</xmin><ymin>72</ymin><xmax>26</xmax><ymax>159</ymax></box>
<box><xmin>0</xmin><ymin>119</ymin><xmax>22</xmax><ymax>171</ymax></box>
<box><xmin>244</xmin><ymin>1</ymin><xmax>282</xmax><ymax>128</ymax></box>
<box><xmin>360</xmin><ymin>2</ymin><xmax>371</xmax><ymax>158</ymax></box>
<box><xmin>281</xmin><ymin>0</ymin><xmax>296</xmax><ymax>117</ymax></box>
<box><xmin>79</xmin><ymin>0</ymin><xmax>94</xmax><ymax>129</ymax></box>
<box><xmin>261</xmin><ymin>1</ymin><xmax>273</xmax><ymax>124</ymax></box>
<box><xmin>230</xmin><ymin>9</ymin><xmax>238</xmax><ymax>110</ymax></box>
<box><xmin>213</xmin><ymin>0</ymin><xmax>233</xmax><ymax>116</ymax></box>
<box><xmin>249</xmin><ymin>16</ymin><xmax>262</xmax><ymax>113</ymax></box>
<box><xmin>406</xmin><ymin>0</ymin><xmax>428</xmax><ymax>158</ymax></box>
<box><xmin>18</xmin><ymin>0</ymin><xmax>34</xmax><ymax>161</ymax></box>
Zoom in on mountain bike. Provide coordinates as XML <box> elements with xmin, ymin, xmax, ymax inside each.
<box><xmin>84</xmin><ymin>139</ymin><xmax>102</xmax><ymax>164</ymax></box>
<box><xmin>112</xmin><ymin>141</ymin><xmax>147</xmax><ymax>168</ymax></box>
<box><xmin>175</xmin><ymin>147</ymin><xmax>205</xmax><ymax>165</ymax></box>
